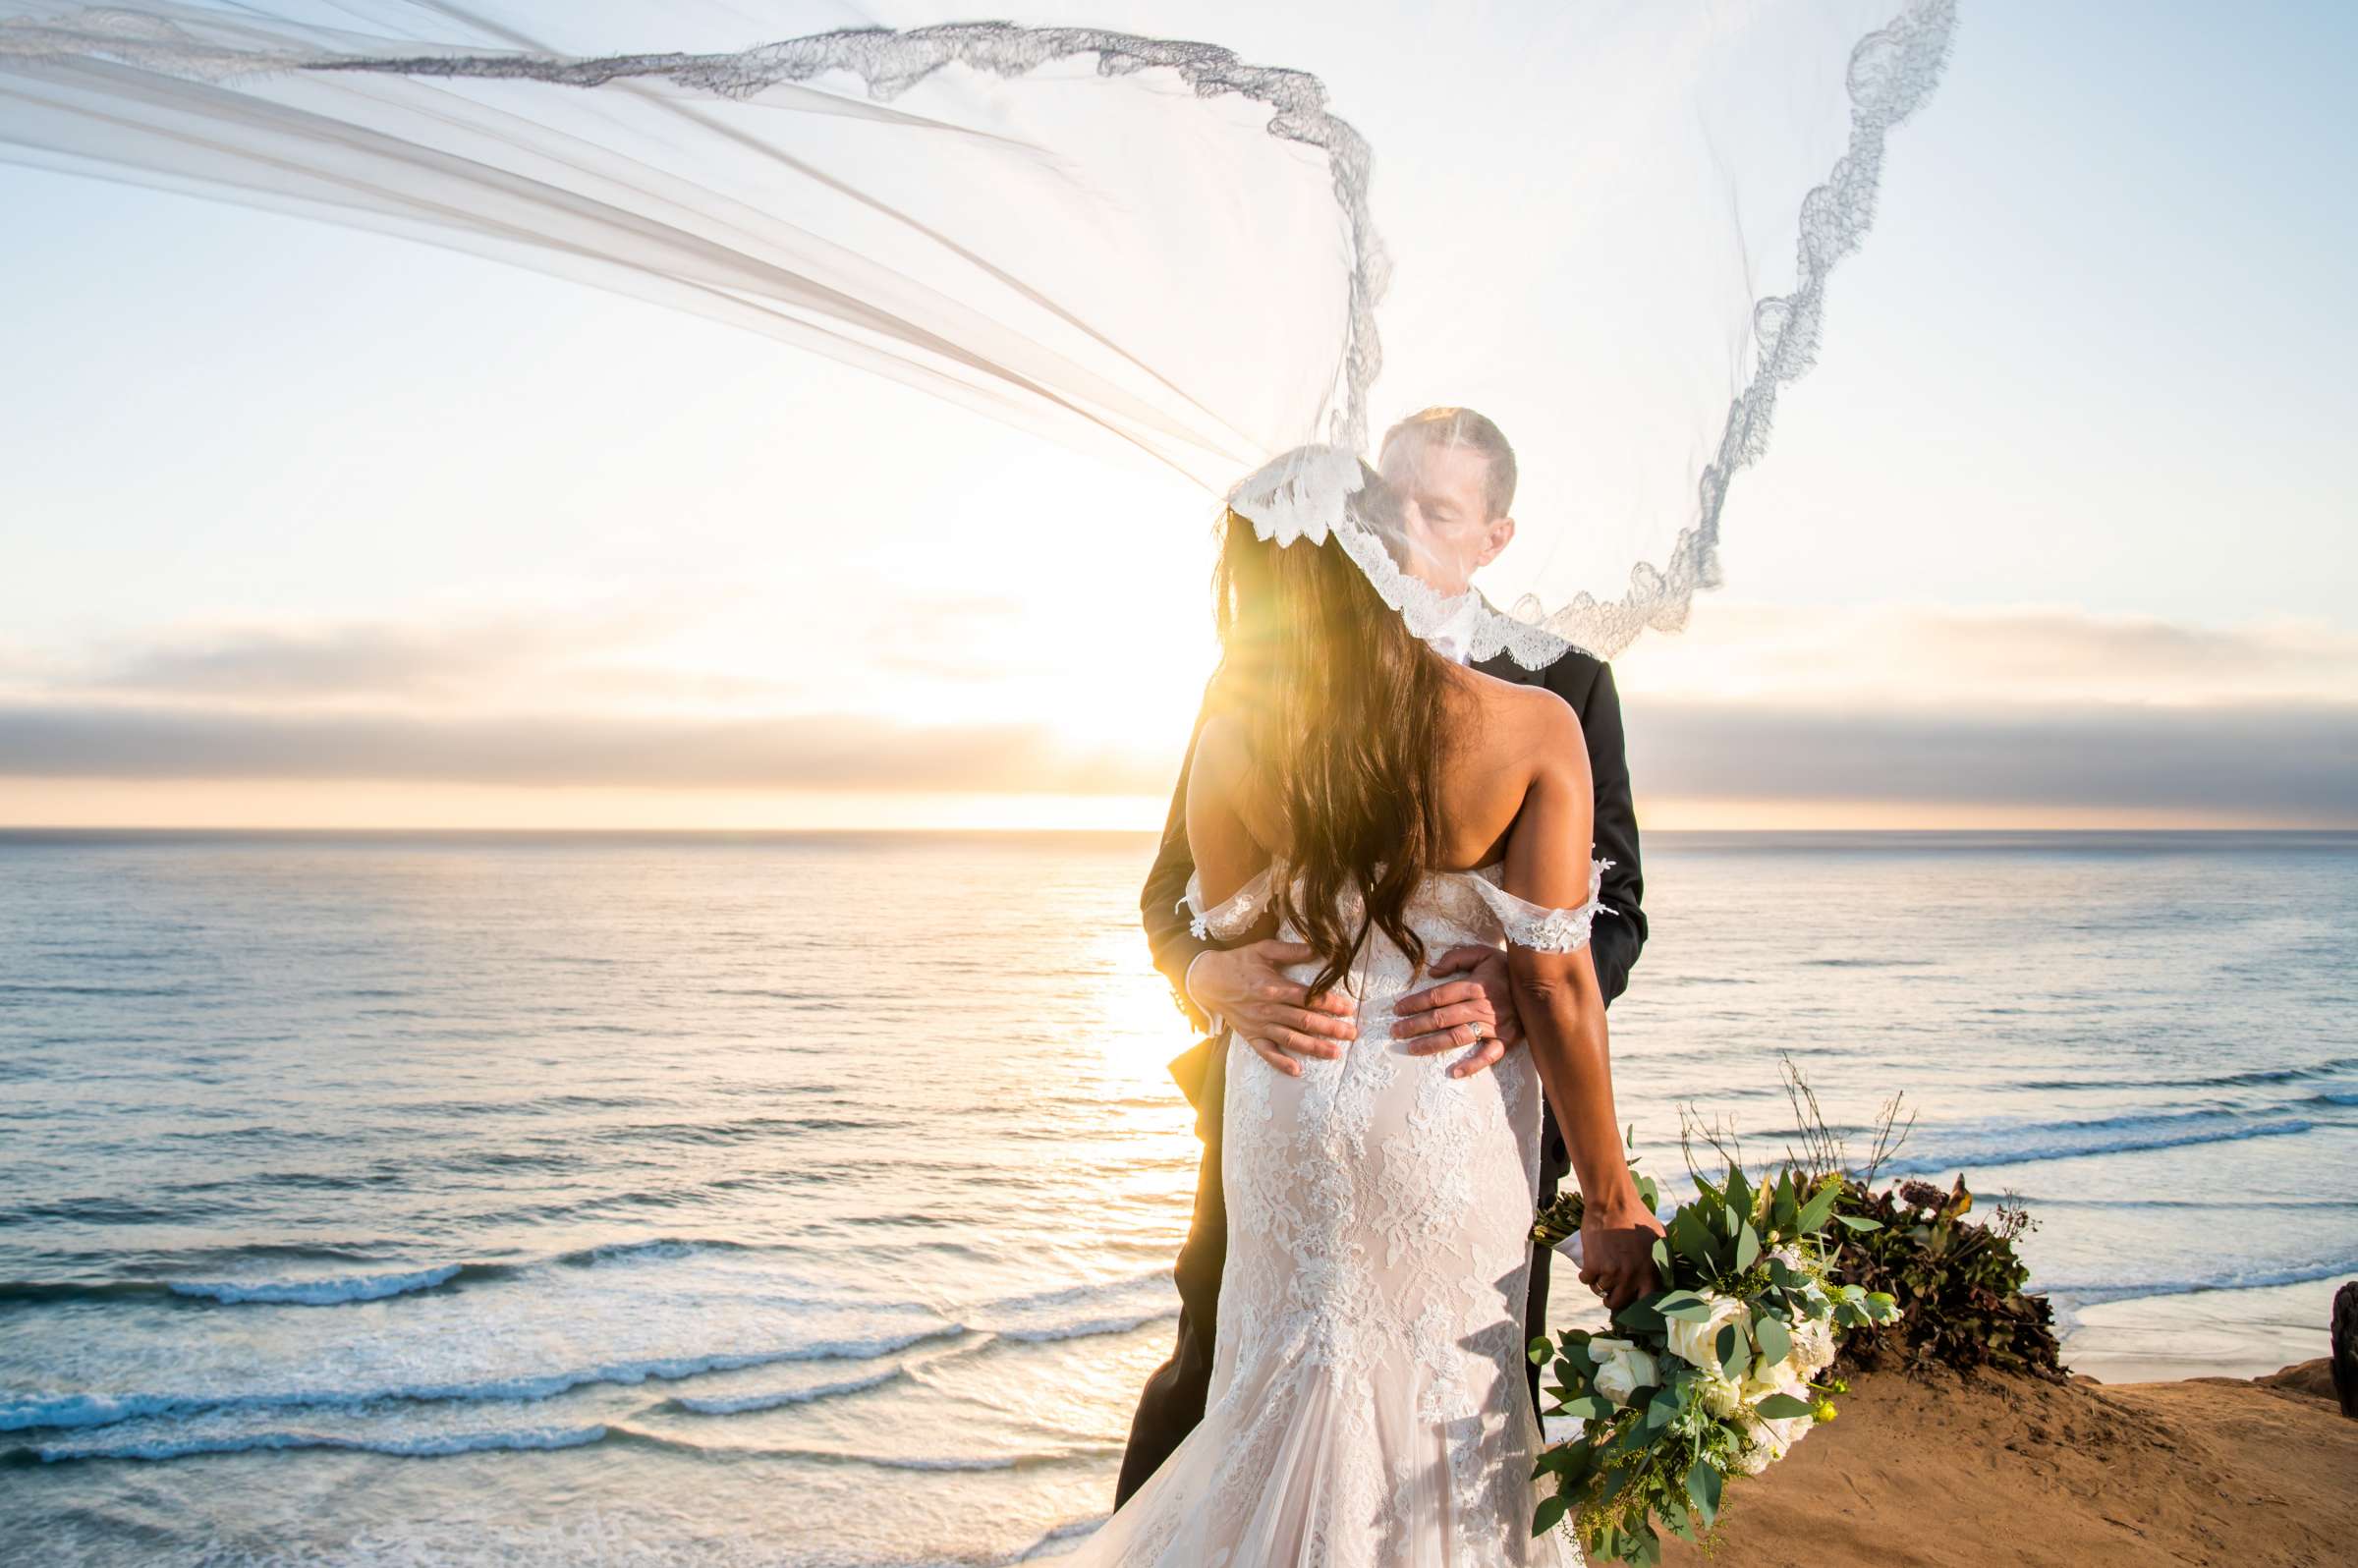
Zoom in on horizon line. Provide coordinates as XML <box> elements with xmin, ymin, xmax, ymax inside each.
<box><xmin>6</xmin><ymin>824</ymin><xmax>2354</xmax><ymax>839</ymax></box>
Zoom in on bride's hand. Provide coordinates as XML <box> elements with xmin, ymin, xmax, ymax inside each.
<box><xmin>1577</xmin><ymin>1193</ymin><xmax>1665</xmax><ymax>1312</ymax></box>
<box><xmin>1392</xmin><ymin>944</ymin><xmax>1521</xmax><ymax>1079</ymax></box>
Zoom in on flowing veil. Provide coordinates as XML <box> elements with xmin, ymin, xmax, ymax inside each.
<box><xmin>0</xmin><ymin>0</ymin><xmax>1956</xmax><ymax>662</ymax></box>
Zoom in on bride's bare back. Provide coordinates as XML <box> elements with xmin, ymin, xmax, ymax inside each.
<box><xmin>1188</xmin><ymin>661</ymin><xmax>1597</xmax><ymax>919</ymax></box>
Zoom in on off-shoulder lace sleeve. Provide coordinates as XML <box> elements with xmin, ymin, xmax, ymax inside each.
<box><xmin>1469</xmin><ymin>858</ymin><xmax>1616</xmax><ymax>953</ymax></box>
<box><xmin>1180</xmin><ymin>866</ymin><xmax>1277</xmax><ymax>942</ymax></box>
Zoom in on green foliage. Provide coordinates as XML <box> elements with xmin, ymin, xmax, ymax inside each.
<box><xmin>1526</xmin><ymin>1070</ymin><xmax>2067</xmax><ymax>1560</ymax></box>
<box><xmin>1687</xmin><ymin>1056</ymin><xmax>2063</xmax><ymax>1380</ymax></box>
<box><xmin>1527</xmin><ymin>1150</ymin><xmax>1896</xmax><ymax>1564</ymax></box>
<box><xmin>1826</xmin><ymin>1174</ymin><xmax>2064</xmax><ymax>1380</ymax></box>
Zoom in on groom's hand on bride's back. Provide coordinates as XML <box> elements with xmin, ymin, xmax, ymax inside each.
<box><xmin>1188</xmin><ymin>941</ymin><xmax>1357</xmax><ymax>1079</ymax></box>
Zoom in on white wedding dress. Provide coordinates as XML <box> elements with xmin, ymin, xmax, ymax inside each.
<box><xmin>1067</xmin><ymin>861</ymin><xmax>1607</xmax><ymax>1567</ymax></box>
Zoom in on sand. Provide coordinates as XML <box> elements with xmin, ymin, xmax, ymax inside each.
<box><xmin>1657</xmin><ymin>1361</ymin><xmax>2353</xmax><ymax>1567</ymax></box>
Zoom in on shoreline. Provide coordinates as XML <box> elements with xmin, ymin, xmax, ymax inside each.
<box><xmin>2054</xmin><ymin>1273</ymin><xmax>2350</xmax><ymax>1386</ymax></box>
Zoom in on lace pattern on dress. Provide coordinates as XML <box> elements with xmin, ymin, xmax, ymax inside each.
<box><xmin>1182</xmin><ymin>866</ymin><xmax>1276</xmax><ymax>942</ymax></box>
<box><xmin>1091</xmin><ymin>853</ymin><xmax>1592</xmax><ymax>1564</ymax></box>
<box><xmin>1187</xmin><ymin>858</ymin><xmax>1613</xmax><ymax>953</ymax></box>
<box><xmin>1467</xmin><ymin>858</ymin><xmax>1615</xmax><ymax>954</ymax></box>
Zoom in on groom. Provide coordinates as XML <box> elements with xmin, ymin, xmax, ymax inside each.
<box><xmin>1116</xmin><ymin>407</ymin><xmax>1649</xmax><ymax>1503</ymax></box>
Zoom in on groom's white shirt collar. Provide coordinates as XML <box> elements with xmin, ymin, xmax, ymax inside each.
<box><xmin>1423</xmin><ymin>593</ymin><xmax>1487</xmax><ymax>665</ymax></box>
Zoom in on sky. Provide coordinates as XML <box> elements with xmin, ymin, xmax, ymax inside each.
<box><xmin>0</xmin><ymin>1</ymin><xmax>2352</xmax><ymax>830</ymax></box>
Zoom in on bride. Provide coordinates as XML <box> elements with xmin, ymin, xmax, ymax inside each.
<box><xmin>1066</xmin><ymin>456</ymin><xmax>1666</xmax><ymax>1566</ymax></box>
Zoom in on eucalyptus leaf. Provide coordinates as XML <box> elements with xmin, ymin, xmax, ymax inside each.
<box><xmin>1836</xmin><ymin>1213</ymin><xmax>1883</xmax><ymax>1232</ymax></box>
<box><xmin>1612</xmin><ymin>1296</ymin><xmax>1666</xmax><ymax>1335</ymax></box>
<box><xmin>1754</xmin><ymin>1391</ymin><xmax>1816</xmax><ymax>1419</ymax></box>
<box><xmin>1686</xmin><ymin>1458</ymin><xmax>1721</xmax><ymax>1526</ymax></box>
<box><xmin>1735</xmin><ymin>1221</ymin><xmax>1762</xmax><ymax>1271</ymax></box>
<box><xmin>1753</xmin><ymin>1310</ymin><xmax>1792</xmax><ymax>1365</ymax></box>
<box><xmin>1533</xmin><ymin>1494</ymin><xmax>1569</xmax><ymax>1537</ymax></box>
<box><xmin>1670</xmin><ymin>1208</ymin><xmax>1717</xmax><ymax>1271</ymax></box>
<box><xmin>1795</xmin><ymin>1181</ymin><xmax>1839</xmax><ymax>1235</ymax></box>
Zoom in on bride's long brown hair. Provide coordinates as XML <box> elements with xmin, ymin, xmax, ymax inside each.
<box><xmin>1209</xmin><ymin>461</ymin><xmax>1453</xmax><ymax>997</ymax></box>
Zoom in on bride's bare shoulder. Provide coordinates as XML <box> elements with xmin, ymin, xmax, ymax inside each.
<box><xmin>1190</xmin><ymin>709</ymin><xmax>1272</xmax><ymax>839</ymax></box>
<box><xmin>1193</xmin><ymin>709</ymin><xmax>1252</xmax><ymax>791</ymax></box>
<box><xmin>1446</xmin><ymin>663</ymin><xmax>1586</xmax><ymax>756</ymax></box>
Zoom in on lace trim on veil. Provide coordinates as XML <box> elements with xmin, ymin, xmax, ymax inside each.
<box><xmin>0</xmin><ymin>12</ymin><xmax>1389</xmax><ymax>481</ymax></box>
<box><xmin>387</xmin><ymin>2</ymin><xmax>1951</xmax><ymax>674</ymax></box>
<box><xmin>3</xmin><ymin>2</ymin><xmax>1957</xmax><ymax>669</ymax></box>
<box><xmin>1227</xmin><ymin>0</ymin><xmax>1958</xmax><ymax>667</ymax></box>
<box><xmin>1224</xmin><ymin>446</ymin><xmax>1581</xmax><ymax>672</ymax></box>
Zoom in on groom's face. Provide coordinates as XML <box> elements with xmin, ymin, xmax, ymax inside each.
<box><xmin>1378</xmin><ymin>435</ymin><xmax>1516</xmax><ymax>597</ymax></box>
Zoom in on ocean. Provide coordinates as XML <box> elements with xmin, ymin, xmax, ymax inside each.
<box><xmin>2</xmin><ymin>829</ymin><xmax>2352</xmax><ymax>1566</ymax></box>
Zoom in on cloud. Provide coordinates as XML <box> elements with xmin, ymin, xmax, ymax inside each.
<box><xmin>0</xmin><ymin>697</ymin><xmax>2349</xmax><ymax>820</ymax></box>
<box><xmin>0</xmin><ymin>702</ymin><xmax>1169</xmax><ymax>795</ymax></box>
<box><xmin>3</xmin><ymin>600</ymin><xmax>2352</xmax><ymax>822</ymax></box>
<box><xmin>80</xmin><ymin>620</ymin><xmax>571</xmax><ymax>701</ymax></box>
<box><xmin>29</xmin><ymin>606</ymin><xmax>809</xmax><ymax>709</ymax></box>
<box><xmin>1617</xmin><ymin>602</ymin><xmax>2358</xmax><ymax>708</ymax></box>
<box><xmin>1627</xmin><ymin>700</ymin><xmax>2358</xmax><ymax>816</ymax></box>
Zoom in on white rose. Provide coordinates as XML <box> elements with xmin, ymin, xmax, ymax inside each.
<box><xmin>1789</xmin><ymin>1316</ymin><xmax>1838</xmax><ymax>1375</ymax></box>
<box><xmin>1586</xmin><ymin>1337</ymin><xmax>1656</xmax><ymax>1409</ymax></box>
<box><xmin>1736</xmin><ymin>1407</ymin><xmax>1812</xmax><ymax>1473</ymax></box>
<box><xmin>1740</xmin><ymin>1360</ymin><xmax>1806</xmax><ymax>1410</ymax></box>
<box><xmin>1761</xmin><ymin>1410</ymin><xmax>1813</xmax><ymax>1457</ymax></box>
<box><xmin>1662</xmin><ymin>1294</ymin><xmax>1748</xmax><ymax>1372</ymax></box>
<box><xmin>1697</xmin><ymin>1370</ymin><xmax>1744</xmax><ymax>1419</ymax></box>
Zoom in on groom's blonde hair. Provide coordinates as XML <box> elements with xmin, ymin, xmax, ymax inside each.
<box><xmin>1379</xmin><ymin>406</ymin><xmax>1517</xmax><ymax>520</ymax></box>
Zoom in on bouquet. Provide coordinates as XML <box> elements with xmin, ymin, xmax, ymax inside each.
<box><xmin>1528</xmin><ymin>1157</ymin><xmax>1897</xmax><ymax>1565</ymax></box>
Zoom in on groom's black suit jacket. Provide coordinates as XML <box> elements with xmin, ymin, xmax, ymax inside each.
<box><xmin>1114</xmin><ymin>645</ymin><xmax>1647</xmax><ymax>1505</ymax></box>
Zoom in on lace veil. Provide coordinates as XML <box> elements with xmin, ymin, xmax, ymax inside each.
<box><xmin>0</xmin><ymin>0</ymin><xmax>1956</xmax><ymax>663</ymax></box>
